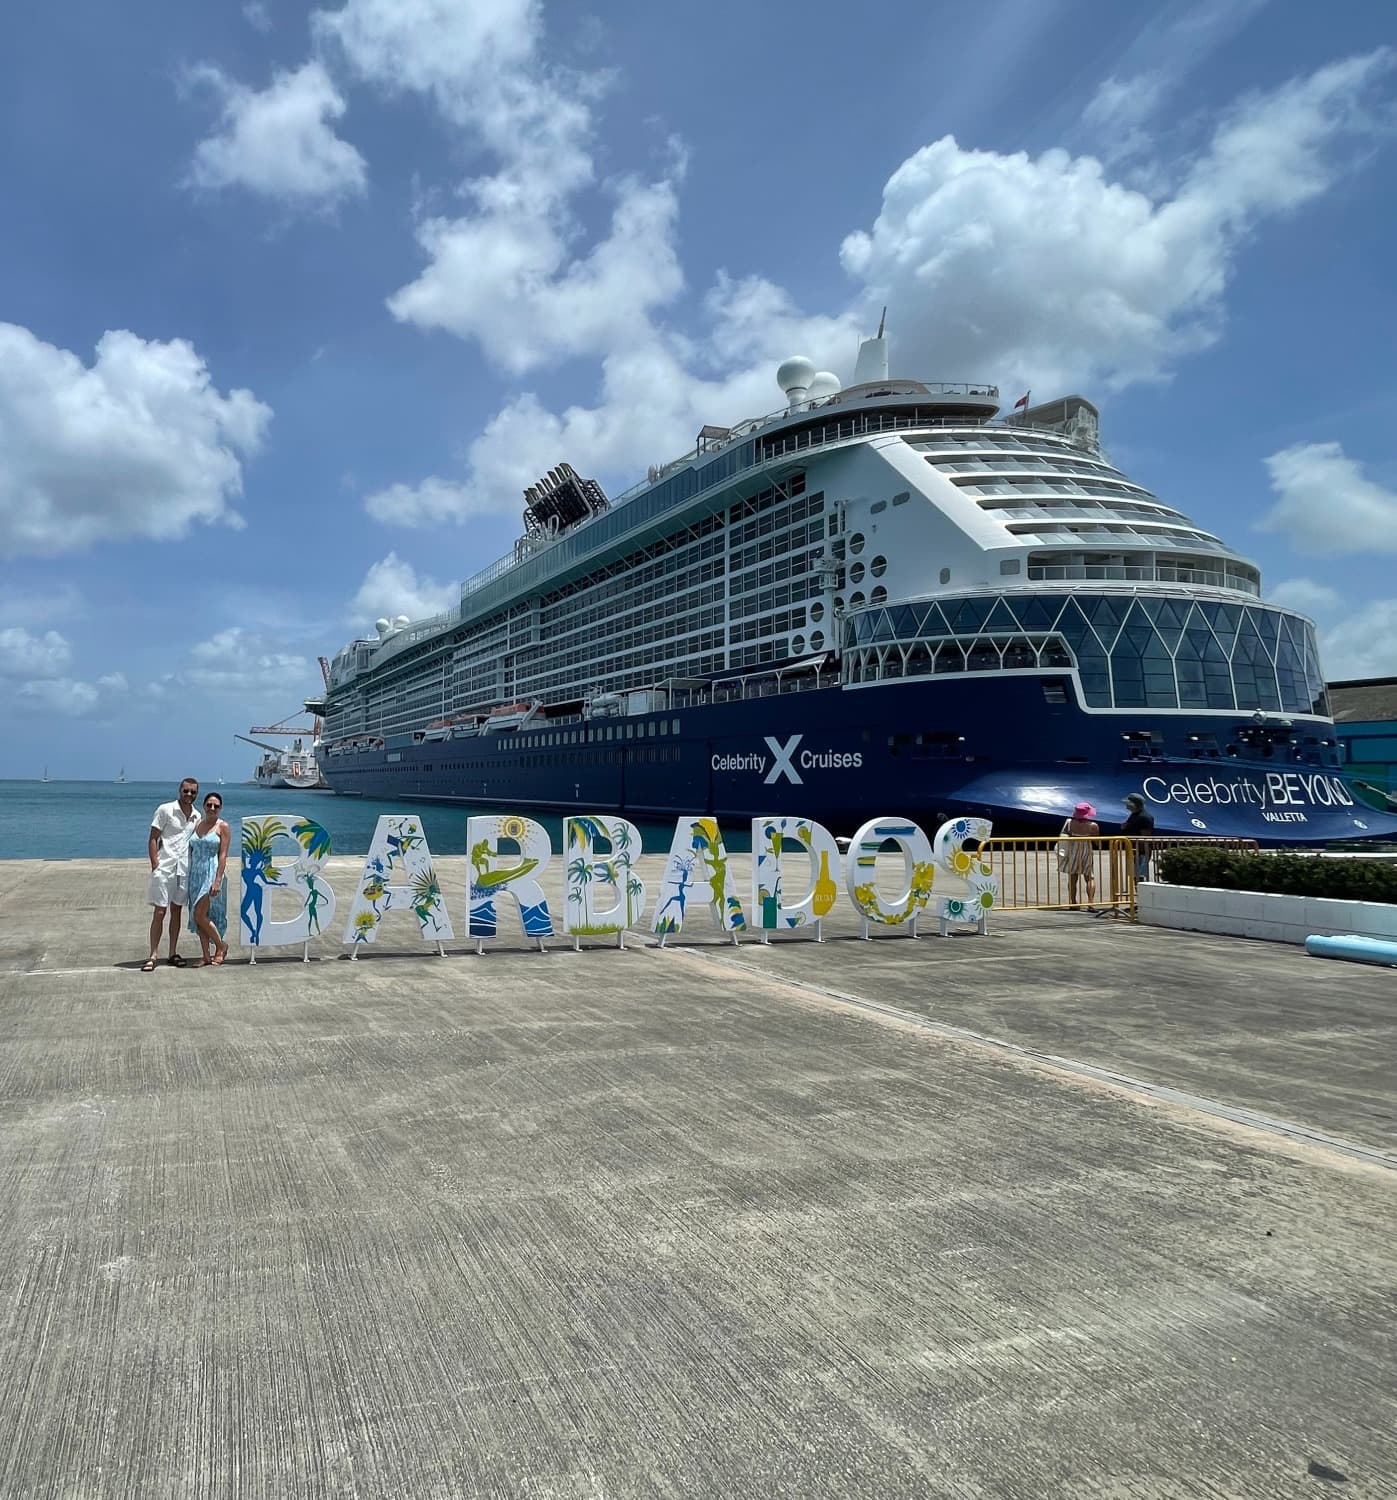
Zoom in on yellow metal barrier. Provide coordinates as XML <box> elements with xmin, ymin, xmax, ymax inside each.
<box><xmin>978</xmin><ymin>835</ymin><xmax>1259</xmax><ymax>920</ymax></box>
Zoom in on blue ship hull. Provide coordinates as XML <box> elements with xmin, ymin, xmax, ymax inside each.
<box><xmin>320</xmin><ymin>678</ymin><xmax>1397</xmax><ymax>845</ymax></box>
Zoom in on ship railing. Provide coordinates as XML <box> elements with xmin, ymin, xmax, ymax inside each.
<box><xmin>1028</xmin><ymin>563</ymin><xmax>1261</xmax><ymax>597</ymax></box>
<box><xmin>668</xmin><ymin>660</ymin><xmax>836</xmax><ymax>710</ymax></box>
<box><xmin>365</xmin><ymin>610</ymin><xmax>460</xmax><ymax>666</ymax></box>
<box><xmin>978</xmin><ymin>834</ymin><xmax>1260</xmax><ymax>921</ymax></box>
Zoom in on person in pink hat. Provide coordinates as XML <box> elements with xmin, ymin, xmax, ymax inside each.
<box><xmin>1058</xmin><ymin>801</ymin><xmax>1101</xmax><ymax>909</ymax></box>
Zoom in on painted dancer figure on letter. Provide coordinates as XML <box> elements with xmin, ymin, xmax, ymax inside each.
<box><xmin>654</xmin><ymin>852</ymin><xmax>696</xmax><ymax>930</ymax></box>
<box><xmin>304</xmin><ymin>871</ymin><xmax>326</xmax><ymax>935</ymax></box>
<box><xmin>240</xmin><ymin>818</ymin><xmax>286</xmax><ymax>945</ymax></box>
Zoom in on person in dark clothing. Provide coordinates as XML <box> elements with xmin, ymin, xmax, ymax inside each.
<box><xmin>1122</xmin><ymin>793</ymin><xmax>1155</xmax><ymax>883</ymax></box>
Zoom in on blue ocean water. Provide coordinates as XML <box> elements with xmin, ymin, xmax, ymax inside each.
<box><xmin>0</xmin><ymin>780</ymin><xmax>720</xmax><ymax>860</ymax></box>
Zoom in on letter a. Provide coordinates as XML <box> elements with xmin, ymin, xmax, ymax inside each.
<box><xmin>652</xmin><ymin>817</ymin><xmax>745</xmax><ymax>945</ymax></box>
<box><xmin>343</xmin><ymin>815</ymin><xmax>452</xmax><ymax>955</ymax></box>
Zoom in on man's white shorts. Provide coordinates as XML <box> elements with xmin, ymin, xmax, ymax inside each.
<box><xmin>148</xmin><ymin>868</ymin><xmax>188</xmax><ymax>909</ymax></box>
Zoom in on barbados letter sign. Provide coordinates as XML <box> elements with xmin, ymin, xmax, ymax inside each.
<box><xmin>236</xmin><ymin>811</ymin><xmax>998</xmax><ymax>954</ymax></box>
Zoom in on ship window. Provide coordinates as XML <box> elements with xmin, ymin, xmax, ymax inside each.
<box><xmin>870</xmin><ymin>500</ymin><xmax>887</xmax><ymax>514</ymax></box>
<box><xmin>1000</xmin><ymin>559</ymin><xmax>1021</xmax><ymax>575</ymax></box>
<box><xmin>850</xmin><ymin>592</ymin><xmax>865</xmax><ymax>608</ymax></box>
<box><xmin>849</xmin><ymin>561</ymin><xmax>865</xmax><ymax>584</ymax></box>
<box><xmin>809</xmin><ymin>601</ymin><xmax>824</xmax><ymax>623</ymax></box>
<box><xmin>892</xmin><ymin>491</ymin><xmax>910</xmax><ymax>506</ymax></box>
<box><xmin>792</xmin><ymin>635</ymin><xmax>806</xmax><ymax>655</ymax></box>
<box><xmin>870</xmin><ymin>556</ymin><xmax>887</xmax><ymax>577</ymax></box>
<box><xmin>849</xmin><ymin>532</ymin><xmax>866</xmax><ymax>555</ymax></box>
<box><xmin>871</xmin><ymin>587</ymin><xmax>888</xmax><ymax>605</ymax></box>
<box><xmin>626</xmin><ymin>724</ymin><xmax>634</xmax><ymax>738</ymax></box>
<box><xmin>939</xmin><ymin>568</ymin><xmax>951</xmax><ymax>584</ymax></box>
<box><xmin>810</xmin><ymin>631</ymin><xmax>824</xmax><ymax>651</ymax></box>
<box><xmin>659</xmin><ymin>720</ymin><xmax>668</xmax><ymax>735</ymax></box>
<box><xmin>672</xmin><ymin>719</ymin><xmax>680</xmax><ymax>733</ymax></box>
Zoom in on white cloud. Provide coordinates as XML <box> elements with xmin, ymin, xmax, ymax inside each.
<box><xmin>362</xmin><ymin>478</ymin><xmax>486</xmax><ymax>528</ymax></box>
<box><xmin>348</xmin><ymin>552</ymin><xmax>459</xmax><ymax>623</ymax></box>
<box><xmin>1266</xmin><ymin>577</ymin><xmax>1342</xmax><ymax>615</ymax></box>
<box><xmin>0</xmin><ymin>626</ymin><xmax>73</xmax><ymax>677</ymax></box>
<box><xmin>368</xmin><ymin>49</ymin><xmax>1395</xmax><ymax>530</ymax></box>
<box><xmin>17</xmin><ymin>678</ymin><xmax>101</xmax><ymax>716</ymax></box>
<box><xmin>1083</xmin><ymin>72</ymin><xmax>1169</xmax><ymax>142</ymax></box>
<box><xmin>312</xmin><ymin>0</ymin><xmax>583</xmax><ymax>168</ymax></box>
<box><xmin>2</xmin><ymin>625</ymin><xmax>129</xmax><ymax>719</ymax></box>
<box><xmin>840</xmin><ymin>49</ymin><xmax>1396</xmax><ymax>394</ymax></box>
<box><xmin>243</xmin><ymin>1</ymin><xmax>272</xmax><ymax>32</ymax></box>
<box><xmin>0</xmin><ymin>323</ymin><xmax>270</xmax><ymax>556</ymax></box>
<box><xmin>1259</xmin><ymin>441</ymin><xmax>1397</xmax><ymax>555</ymax></box>
<box><xmin>188</xmin><ymin>61</ymin><xmax>367</xmax><ymax>207</ymax></box>
<box><xmin>1318</xmin><ymin>600</ymin><xmax>1397</xmax><ymax>679</ymax></box>
<box><xmin>317</xmin><ymin>0</ymin><xmax>668</xmax><ymax>373</ymax></box>
<box><xmin>0</xmin><ymin>583</ymin><xmax>84</xmax><ymax>625</ymax></box>
<box><xmin>1080</xmin><ymin>0</ymin><xmax>1272</xmax><ymax>162</ymax></box>
<box><xmin>388</xmin><ymin>172</ymin><xmax>685</xmax><ymax>373</ymax></box>
<box><xmin>1263</xmin><ymin>576</ymin><xmax>1397</xmax><ymax>680</ymax></box>
<box><xmin>365</xmin><ymin>295</ymin><xmax>858</xmax><ymax>530</ymax></box>
<box><xmin>182</xmin><ymin>627</ymin><xmax>319</xmax><ymax>696</ymax></box>
<box><xmin>14</xmin><ymin>671</ymin><xmax>129</xmax><ymax>718</ymax></box>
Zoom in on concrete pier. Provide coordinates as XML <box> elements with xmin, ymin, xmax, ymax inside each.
<box><xmin>2</xmin><ymin>855</ymin><xmax>1395</xmax><ymax>1497</ymax></box>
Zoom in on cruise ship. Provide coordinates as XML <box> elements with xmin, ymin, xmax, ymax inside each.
<box><xmin>310</xmin><ymin>323</ymin><xmax>1397</xmax><ymax>845</ymax></box>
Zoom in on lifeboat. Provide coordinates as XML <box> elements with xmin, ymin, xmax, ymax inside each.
<box><xmin>482</xmin><ymin>701</ymin><xmax>540</xmax><ymax>733</ymax></box>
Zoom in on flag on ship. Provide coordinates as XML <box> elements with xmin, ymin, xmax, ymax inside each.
<box><xmin>1014</xmin><ymin>391</ymin><xmax>1031</xmax><ymax>410</ymax></box>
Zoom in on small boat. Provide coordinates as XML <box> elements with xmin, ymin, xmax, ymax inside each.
<box><xmin>40</xmin><ymin>767</ymin><xmax>49</xmax><ymax>783</ymax></box>
<box><xmin>482</xmin><ymin>701</ymin><xmax>541</xmax><ymax>733</ymax></box>
<box><xmin>116</xmin><ymin>767</ymin><xmax>126</xmax><ymax>784</ymax></box>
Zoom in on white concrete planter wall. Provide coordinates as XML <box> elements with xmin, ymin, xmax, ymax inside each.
<box><xmin>1138</xmin><ymin>882</ymin><xmax>1397</xmax><ymax>946</ymax></box>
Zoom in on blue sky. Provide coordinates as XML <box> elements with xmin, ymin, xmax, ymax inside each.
<box><xmin>2</xmin><ymin>0</ymin><xmax>1395</xmax><ymax>780</ymax></box>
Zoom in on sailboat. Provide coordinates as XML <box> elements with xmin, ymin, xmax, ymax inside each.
<box><xmin>116</xmin><ymin>767</ymin><xmax>126</xmax><ymax>784</ymax></box>
<box><xmin>40</xmin><ymin>767</ymin><xmax>49</xmax><ymax>783</ymax></box>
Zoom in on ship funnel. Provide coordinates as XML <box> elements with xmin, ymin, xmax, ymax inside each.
<box><xmin>777</xmin><ymin>355</ymin><xmax>817</xmax><ymax>409</ymax></box>
<box><xmin>852</xmin><ymin>306</ymin><xmax>889</xmax><ymax>384</ymax></box>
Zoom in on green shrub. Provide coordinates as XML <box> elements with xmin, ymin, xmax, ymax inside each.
<box><xmin>1155</xmin><ymin>846</ymin><xmax>1397</xmax><ymax>903</ymax></box>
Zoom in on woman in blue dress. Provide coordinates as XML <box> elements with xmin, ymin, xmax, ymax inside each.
<box><xmin>188</xmin><ymin>791</ymin><xmax>230</xmax><ymax>965</ymax></box>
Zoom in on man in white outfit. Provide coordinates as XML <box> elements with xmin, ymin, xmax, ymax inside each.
<box><xmin>144</xmin><ymin>777</ymin><xmax>200</xmax><ymax>970</ymax></box>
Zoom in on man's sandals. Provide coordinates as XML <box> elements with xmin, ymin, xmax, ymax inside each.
<box><xmin>167</xmin><ymin>954</ymin><xmax>188</xmax><ymax>968</ymax></box>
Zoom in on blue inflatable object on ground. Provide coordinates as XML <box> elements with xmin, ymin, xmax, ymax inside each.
<box><xmin>1305</xmin><ymin>934</ymin><xmax>1397</xmax><ymax>967</ymax></box>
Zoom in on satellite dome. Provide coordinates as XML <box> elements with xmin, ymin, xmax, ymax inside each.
<box><xmin>375</xmin><ymin>617</ymin><xmax>391</xmax><ymax>637</ymax></box>
<box><xmin>394</xmin><ymin>614</ymin><xmax>410</xmax><ymax>629</ymax></box>
<box><xmin>807</xmin><ymin>370</ymin><xmax>841</xmax><ymax>399</ymax></box>
<box><xmin>776</xmin><ymin>355</ymin><xmax>817</xmax><ymax>404</ymax></box>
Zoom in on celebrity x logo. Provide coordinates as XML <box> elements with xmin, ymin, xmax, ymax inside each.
<box><xmin>762</xmin><ymin>734</ymin><xmax>804</xmax><ymax>785</ymax></box>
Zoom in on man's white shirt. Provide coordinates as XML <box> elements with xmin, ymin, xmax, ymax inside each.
<box><xmin>151</xmin><ymin>801</ymin><xmax>198</xmax><ymax>875</ymax></box>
